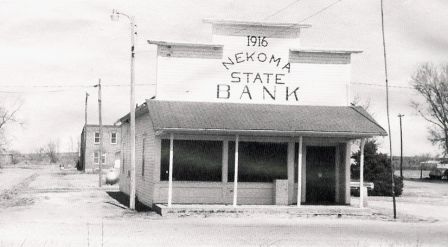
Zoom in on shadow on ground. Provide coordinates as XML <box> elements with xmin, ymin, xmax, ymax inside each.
<box><xmin>106</xmin><ymin>191</ymin><xmax>152</xmax><ymax>212</ymax></box>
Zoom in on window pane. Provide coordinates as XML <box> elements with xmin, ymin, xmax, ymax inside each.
<box><xmin>228</xmin><ymin>142</ymin><xmax>287</xmax><ymax>182</ymax></box>
<box><xmin>94</xmin><ymin>152</ymin><xmax>99</xmax><ymax>164</ymax></box>
<box><xmin>160</xmin><ymin>140</ymin><xmax>222</xmax><ymax>181</ymax></box>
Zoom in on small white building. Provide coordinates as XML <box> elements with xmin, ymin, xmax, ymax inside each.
<box><xmin>117</xmin><ymin>20</ymin><xmax>386</xmax><ymax>209</ymax></box>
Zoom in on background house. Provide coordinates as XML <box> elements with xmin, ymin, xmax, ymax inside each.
<box><xmin>79</xmin><ymin>125</ymin><xmax>121</xmax><ymax>172</ymax></box>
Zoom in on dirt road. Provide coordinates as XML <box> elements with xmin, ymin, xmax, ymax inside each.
<box><xmin>1</xmin><ymin>166</ymin><xmax>448</xmax><ymax>246</ymax></box>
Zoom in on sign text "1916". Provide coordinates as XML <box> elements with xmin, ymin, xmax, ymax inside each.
<box><xmin>247</xmin><ymin>36</ymin><xmax>268</xmax><ymax>47</ymax></box>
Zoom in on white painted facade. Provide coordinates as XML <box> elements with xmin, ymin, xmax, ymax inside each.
<box><xmin>152</xmin><ymin>21</ymin><xmax>359</xmax><ymax>106</ymax></box>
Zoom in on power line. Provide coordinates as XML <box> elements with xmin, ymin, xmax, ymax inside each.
<box><xmin>351</xmin><ymin>82</ymin><xmax>413</xmax><ymax>89</ymax></box>
<box><xmin>298</xmin><ymin>0</ymin><xmax>342</xmax><ymax>23</ymax></box>
<box><xmin>266</xmin><ymin>0</ymin><xmax>344</xmax><ymax>38</ymax></box>
<box><xmin>0</xmin><ymin>83</ymin><xmax>156</xmax><ymax>94</ymax></box>
<box><xmin>0</xmin><ymin>83</ymin><xmax>155</xmax><ymax>88</ymax></box>
<box><xmin>264</xmin><ymin>0</ymin><xmax>304</xmax><ymax>20</ymax></box>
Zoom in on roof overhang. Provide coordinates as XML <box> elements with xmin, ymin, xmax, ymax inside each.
<box><xmin>147</xmin><ymin>40</ymin><xmax>223</xmax><ymax>48</ymax></box>
<box><xmin>154</xmin><ymin>128</ymin><xmax>383</xmax><ymax>139</ymax></box>
<box><xmin>203</xmin><ymin>19</ymin><xmax>312</xmax><ymax>29</ymax></box>
<box><xmin>290</xmin><ymin>48</ymin><xmax>363</xmax><ymax>54</ymax></box>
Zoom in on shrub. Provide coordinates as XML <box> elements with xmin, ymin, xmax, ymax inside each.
<box><xmin>351</xmin><ymin>140</ymin><xmax>403</xmax><ymax>196</ymax></box>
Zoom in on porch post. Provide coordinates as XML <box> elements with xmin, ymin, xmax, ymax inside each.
<box><xmin>222</xmin><ymin>140</ymin><xmax>229</xmax><ymax>203</ymax></box>
<box><xmin>222</xmin><ymin>140</ymin><xmax>229</xmax><ymax>183</ymax></box>
<box><xmin>359</xmin><ymin>138</ymin><xmax>366</xmax><ymax>208</ymax></box>
<box><xmin>233</xmin><ymin>135</ymin><xmax>239</xmax><ymax>207</ymax></box>
<box><xmin>168</xmin><ymin>133</ymin><xmax>174</xmax><ymax>207</ymax></box>
<box><xmin>297</xmin><ymin>136</ymin><xmax>303</xmax><ymax>206</ymax></box>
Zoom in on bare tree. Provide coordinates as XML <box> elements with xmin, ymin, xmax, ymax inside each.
<box><xmin>411</xmin><ymin>63</ymin><xmax>448</xmax><ymax>155</ymax></box>
<box><xmin>46</xmin><ymin>141</ymin><xmax>60</xmax><ymax>163</ymax></box>
<box><xmin>0</xmin><ymin>101</ymin><xmax>22</xmax><ymax>151</ymax></box>
<box><xmin>351</xmin><ymin>95</ymin><xmax>373</xmax><ymax>116</ymax></box>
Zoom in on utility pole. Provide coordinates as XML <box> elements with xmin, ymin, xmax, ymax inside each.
<box><xmin>380</xmin><ymin>0</ymin><xmax>397</xmax><ymax>219</ymax></box>
<box><xmin>95</xmin><ymin>79</ymin><xmax>103</xmax><ymax>187</ymax></box>
<box><xmin>85</xmin><ymin>92</ymin><xmax>89</xmax><ymax>127</ymax></box>
<box><xmin>398</xmin><ymin>114</ymin><xmax>404</xmax><ymax>179</ymax></box>
<box><xmin>111</xmin><ymin>10</ymin><xmax>136</xmax><ymax>209</ymax></box>
<box><xmin>84</xmin><ymin>92</ymin><xmax>89</xmax><ymax>171</ymax></box>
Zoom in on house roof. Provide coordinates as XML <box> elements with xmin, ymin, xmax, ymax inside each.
<box><xmin>138</xmin><ymin>100</ymin><xmax>387</xmax><ymax>138</ymax></box>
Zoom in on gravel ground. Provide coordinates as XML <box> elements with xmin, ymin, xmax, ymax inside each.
<box><xmin>0</xmin><ymin>166</ymin><xmax>35</xmax><ymax>192</ymax></box>
<box><xmin>0</xmin><ymin>166</ymin><xmax>448</xmax><ymax>246</ymax></box>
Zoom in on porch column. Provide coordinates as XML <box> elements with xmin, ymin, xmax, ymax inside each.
<box><xmin>345</xmin><ymin>141</ymin><xmax>352</xmax><ymax>204</ymax></box>
<box><xmin>222</xmin><ymin>140</ymin><xmax>229</xmax><ymax>203</ymax></box>
<box><xmin>297</xmin><ymin>136</ymin><xmax>303</xmax><ymax>206</ymax></box>
<box><xmin>222</xmin><ymin>140</ymin><xmax>229</xmax><ymax>183</ymax></box>
<box><xmin>359</xmin><ymin>138</ymin><xmax>366</xmax><ymax>208</ymax></box>
<box><xmin>168</xmin><ymin>133</ymin><xmax>174</xmax><ymax>207</ymax></box>
<box><xmin>232</xmin><ymin>135</ymin><xmax>239</xmax><ymax>207</ymax></box>
<box><xmin>287</xmin><ymin>142</ymin><xmax>295</xmax><ymax>204</ymax></box>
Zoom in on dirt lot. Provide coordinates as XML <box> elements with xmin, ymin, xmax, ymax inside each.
<box><xmin>1</xmin><ymin>165</ymin><xmax>448</xmax><ymax>246</ymax></box>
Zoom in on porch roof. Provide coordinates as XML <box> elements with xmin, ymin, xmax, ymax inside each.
<box><xmin>141</xmin><ymin>100</ymin><xmax>387</xmax><ymax>138</ymax></box>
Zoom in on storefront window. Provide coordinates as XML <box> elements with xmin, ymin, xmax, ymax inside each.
<box><xmin>228</xmin><ymin>141</ymin><xmax>287</xmax><ymax>182</ymax></box>
<box><xmin>160</xmin><ymin>139</ymin><xmax>222</xmax><ymax>181</ymax></box>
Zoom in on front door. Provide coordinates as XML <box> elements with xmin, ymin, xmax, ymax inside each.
<box><xmin>306</xmin><ymin>146</ymin><xmax>336</xmax><ymax>204</ymax></box>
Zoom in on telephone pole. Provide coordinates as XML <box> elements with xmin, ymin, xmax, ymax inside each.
<box><xmin>398</xmin><ymin>114</ymin><xmax>404</xmax><ymax>179</ymax></box>
<box><xmin>85</xmin><ymin>92</ymin><xmax>89</xmax><ymax>126</ymax></box>
<box><xmin>95</xmin><ymin>79</ymin><xmax>103</xmax><ymax>187</ymax></box>
<box><xmin>380</xmin><ymin>0</ymin><xmax>397</xmax><ymax>219</ymax></box>
<box><xmin>83</xmin><ymin>92</ymin><xmax>89</xmax><ymax>171</ymax></box>
<box><xmin>111</xmin><ymin>9</ymin><xmax>136</xmax><ymax>209</ymax></box>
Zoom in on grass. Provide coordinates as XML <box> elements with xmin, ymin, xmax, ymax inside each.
<box><xmin>0</xmin><ymin>173</ymin><xmax>38</xmax><ymax>208</ymax></box>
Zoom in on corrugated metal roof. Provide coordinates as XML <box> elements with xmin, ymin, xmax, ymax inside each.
<box><xmin>144</xmin><ymin>100</ymin><xmax>387</xmax><ymax>137</ymax></box>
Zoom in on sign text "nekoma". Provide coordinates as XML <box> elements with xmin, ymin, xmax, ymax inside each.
<box><xmin>217</xmin><ymin>38</ymin><xmax>299</xmax><ymax>101</ymax></box>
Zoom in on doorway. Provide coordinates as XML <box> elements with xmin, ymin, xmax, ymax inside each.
<box><xmin>305</xmin><ymin>146</ymin><xmax>336</xmax><ymax>204</ymax></box>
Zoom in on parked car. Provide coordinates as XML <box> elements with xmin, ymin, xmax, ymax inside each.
<box><xmin>105</xmin><ymin>160</ymin><xmax>120</xmax><ymax>185</ymax></box>
<box><xmin>429</xmin><ymin>163</ymin><xmax>448</xmax><ymax>179</ymax></box>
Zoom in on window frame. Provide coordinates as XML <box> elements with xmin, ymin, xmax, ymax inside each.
<box><xmin>93</xmin><ymin>151</ymin><xmax>106</xmax><ymax>164</ymax></box>
<box><xmin>94</xmin><ymin>132</ymin><xmax>100</xmax><ymax>144</ymax></box>
<box><xmin>111</xmin><ymin>132</ymin><xmax>117</xmax><ymax>144</ymax></box>
<box><xmin>160</xmin><ymin>139</ymin><xmax>223</xmax><ymax>182</ymax></box>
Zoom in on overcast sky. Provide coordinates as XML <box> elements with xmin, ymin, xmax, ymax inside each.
<box><xmin>1</xmin><ymin>0</ymin><xmax>447</xmax><ymax>156</ymax></box>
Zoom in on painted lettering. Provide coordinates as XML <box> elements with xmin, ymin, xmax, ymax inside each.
<box><xmin>282</xmin><ymin>63</ymin><xmax>291</xmax><ymax>73</ymax></box>
<box><xmin>235</xmin><ymin>52</ymin><xmax>244</xmax><ymax>63</ymax></box>
<box><xmin>275</xmin><ymin>74</ymin><xmax>285</xmax><ymax>85</ymax></box>
<box><xmin>217</xmin><ymin>84</ymin><xmax>231</xmax><ymax>99</ymax></box>
<box><xmin>263</xmin><ymin>86</ymin><xmax>276</xmax><ymax>100</ymax></box>
<box><xmin>263</xmin><ymin>73</ymin><xmax>273</xmax><ymax>83</ymax></box>
<box><xmin>286</xmin><ymin>87</ymin><xmax>300</xmax><ymax>101</ymax></box>
<box><xmin>246</xmin><ymin>52</ymin><xmax>255</xmax><ymax>62</ymax></box>
<box><xmin>257</xmin><ymin>53</ymin><xmax>267</xmax><ymax>62</ymax></box>
<box><xmin>269</xmin><ymin>55</ymin><xmax>281</xmax><ymax>67</ymax></box>
<box><xmin>253</xmin><ymin>73</ymin><xmax>263</xmax><ymax>84</ymax></box>
<box><xmin>242</xmin><ymin>72</ymin><xmax>253</xmax><ymax>83</ymax></box>
<box><xmin>240</xmin><ymin>85</ymin><xmax>252</xmax><ymax>100</ymax></box>
<box><xmin>231</xmin><ymin>72</ymin><xmax>241</xmax><ymax>83</ymax></box>
<box><xmin>222</xmin><ymin>57</ymin><xmax>234</xmax><ymax>70</ymax></box>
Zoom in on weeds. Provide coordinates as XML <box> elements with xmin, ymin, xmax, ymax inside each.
<box><xmin>0</xmin><ymin>173</ymin><xmax>38</xmax><ymax>208</ymax></box>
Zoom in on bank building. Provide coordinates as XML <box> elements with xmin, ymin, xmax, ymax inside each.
<box><xmin>117</xmin><ymin>20</ymin><xmax>387</xmax><ymax>214</ymax></box>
